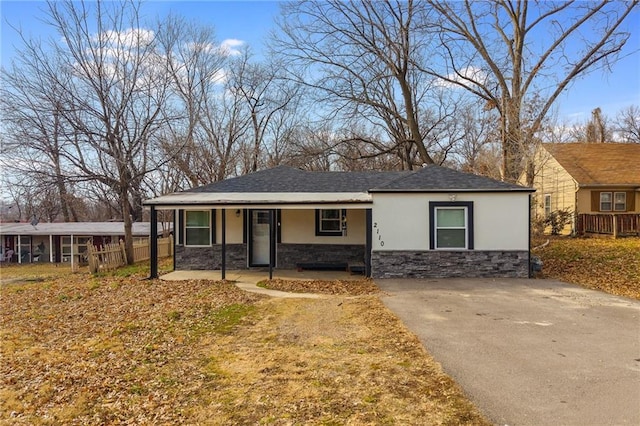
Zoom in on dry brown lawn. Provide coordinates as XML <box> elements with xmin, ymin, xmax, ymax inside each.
<box><xmin>1</xmin><ymin>263</ymin><xmax>488</xmax><ymax>425</ymax></box>
<box><xmin>534</xmin><ymin>236</ymin><xmax>640</xmax><ymax>300</ymax></box>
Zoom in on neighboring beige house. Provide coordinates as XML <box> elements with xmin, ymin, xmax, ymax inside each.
<box><xmin>528</xmin><ymin>143</ymin><xmax>640</xmax><ymax>235</ymax></box>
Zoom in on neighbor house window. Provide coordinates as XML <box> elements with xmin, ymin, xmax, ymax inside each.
<box><xmin>544</xmin><ymin>194</ymin><xmax>552</xmax><ymax>219</ymax></box>
<box><xmin>599</xmin><ymin>192</ymin><xmax>612</xmax><ymax>211</ymax></box>
<box><xmin>61</xmin><ymin>236</ymin><xmax>90</xmax><ymax>261</ymax></box>
<box><xmin>614</xmin><ymin>192</ymin><xmax>626</xmax><ymax>211</ymax></box>
<box><xmin>315</xmin><ymin>209</ymin><xmax>344</xmax><ymax>236</ymax></box>
<box><xmin>185</xmin><ymin>210</ymin><xmax>211</xmax><ymax>246</ymax></box>
<box><xmin>429</xmin><ymin>202</ymin><xmax>474</xmax><ymax>250</ymax></box>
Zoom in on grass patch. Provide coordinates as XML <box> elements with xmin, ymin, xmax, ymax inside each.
<box><xmin>535</xmin><ymin>236</ymin><xmax>640</xmax><ymax>299</ymax></box>
<box><xmin>207</xmin><ymin>303</ymin><xmax>255</xmax><ymax>334</ymax></box>
<box><xmin>1</xmin><ymin>264</ymin><xmax>488</xmax><ymax>424</ymax></box>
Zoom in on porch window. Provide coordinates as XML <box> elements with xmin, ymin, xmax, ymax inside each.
<box><xmin>599</xmin><ymin>192</ymin><xmax>612</xmax><ymax>211</ymax></box>
<box><xmin>429</xmin><ymin>202</ymin><xmax>474</xmax><ymax>250</ymax></box>
<box><xmin>315</xmin><ymin>209</ymin><xmax>344</xmax><ymax>236</ymax></box>
<box><xmin>614</xmin><ymin>192</ymin><xmax>626</xmax><ymax>211</ymax></box>
<box><xmin>185</xmin><ymin>210</ymin><xmax>211</xmax><ymax>246</ymax></box>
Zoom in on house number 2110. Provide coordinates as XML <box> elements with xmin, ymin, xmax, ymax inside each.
<box><xmin>373</xmin><ymin>222</ymin><xmax>384</xmax><ymax>247</ymax></box>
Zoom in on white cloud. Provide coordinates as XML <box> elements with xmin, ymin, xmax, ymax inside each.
<box><xmin>219</xmin><ymin>38</ymin><xmax>244</xmax><ymax>56</ymax></box>
<box><xmin>436</xmin><ymin>66</ymin><xmax>489</xmax><ymax>88</ymax></box>
<box><xmin>212</xmin><ymin>68</ymin><xmax>227</xmax><ymax>85</ymax></box>
<box><xmin>95</xmin><ymin>28</ymin><xmax>155</xmax><ymax>51</ymax></box>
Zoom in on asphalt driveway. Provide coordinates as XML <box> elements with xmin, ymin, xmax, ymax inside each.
<box><xmin>376</xmin><ymin>278</ymin><xmax>640</xmax><ymax>426</ymax></box>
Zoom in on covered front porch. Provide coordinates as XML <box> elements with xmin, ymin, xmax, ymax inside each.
<box><xmin>146</xmin><ymin>192</ymin><xmax>374</xmax><ymax>279</ymax></box>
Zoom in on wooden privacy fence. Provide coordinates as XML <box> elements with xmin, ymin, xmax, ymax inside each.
<box><xmin>87</xmin><ymin>236</ymin><xmax>173</xmax><ymax>273</ymax></box>
<box><xmin>577</xmin><ymin>213</ymin><xmax>640</xmax><ymax>237</ymax></box>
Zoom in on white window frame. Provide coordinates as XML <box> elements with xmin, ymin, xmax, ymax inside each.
<box><xmin>544</xmin><ymin>194</ymin><xmax>552</xmax><ymax>218</ymax></box>
<box><xmin>613</xmin><ymin>192</ymin><xmax>626</xmax><ymax>211</ymax></box>
<box><xmin>599</xmin><ymin>192</ymin><xmax>612</xmax><ymax>211</ymax></box>
<box><xmin>184</xmin><ymin>210</ymin><xmax>211</xmax><ymax>247</ymax></box>
<box><xmin>434</xmin><ymin>206</ymin><xmax>469</xmax><ymax>250</ymax></box>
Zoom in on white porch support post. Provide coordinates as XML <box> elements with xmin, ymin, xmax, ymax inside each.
<box><xmin>49</xmin><ymin>234</ymin><xmax>53</xmax><ymax>263</ymax></box>
<box><xmin>221</xmin><ymin>209</ymin><xmax>226</xmax><ymax>280</ymax></box>
<box><xmin>17</xmin><ymin>234</ymin><xmax>22</xmax><ymax>264</ymax></box>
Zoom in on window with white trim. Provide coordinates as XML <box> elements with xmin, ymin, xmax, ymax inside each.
<box><xmin>544</xmin><ymin>194</ymin><xmax>552</xmax><ymax>218</ymax></box>
<box><xmin>600</xmin><ymin>192</ymin><xmax>612</xmax><ymax>211</ymax></box>
<box><xmin>429</xmin><ymin>201</ymin><xmax>474</xmax><ymax>250</ymax></box>
<box><xmin>185</xmin><ymin>210</ymin><xmax>211</xmax><ymax>246</ymax></box>
<box><xmin>614</xmin><ymin>192</ymin><xmax>626</xmax><ymax>211</ymax></box>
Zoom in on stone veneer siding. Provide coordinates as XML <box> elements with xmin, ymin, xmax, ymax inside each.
<box><xmin>175</xmin><ymin>244</ymin><xmax>247</xmax><ymax>270</ymax></box>
<box><xmin>371</xmin><ymin>250</ymin><xmax>529</xmax><ymax>279</ymax></box>
<box><xmin>276</xmin><ymin>243</ymin><xmax>365</xmax><ymax>269</ymax></box>
<box><xmin>175</xmin><ymin>243</ymin><xmax>365</xmax><ymax>270</ymax></box>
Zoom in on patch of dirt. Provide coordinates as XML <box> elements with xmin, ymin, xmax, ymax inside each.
<box><xmin>261</xmin><ymin>278</ymin><xmax>380</xmax><ymax>295</ymax></box>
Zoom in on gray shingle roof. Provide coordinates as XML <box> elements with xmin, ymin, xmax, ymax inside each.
<box><xmin>185</xmin><ymin>164</ymin><xmax>531</xmax><ymax>194</ymax></box>
<box><xmin>187</xmin><ymin>165</ymin><xmax>410</xmax><ymax>193</ymax></box>
<box><xmin>371</xmin><ymin>164</ymin><xmax>531</xmax><ymax>192</ymax></box>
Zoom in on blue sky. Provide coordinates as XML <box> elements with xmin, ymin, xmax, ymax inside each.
<box><xmin>1</xmin><ymin>0</ymin><xmax>638</xmax><ymax>123</ymax></box>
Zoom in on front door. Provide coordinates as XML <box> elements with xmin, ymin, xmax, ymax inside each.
<box><xmin>250</xmin><ymin>210</ymin><xmax>271</xmax><ymax>266</ymax></box>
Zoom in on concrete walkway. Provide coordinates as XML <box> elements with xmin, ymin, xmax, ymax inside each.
<box><xmin>377</xmin><ymin>278</ymin><xmax>640</xmax><ymax>426</ymax></box>
<box><xmin>160</xmin><ymin>269</ymin><xmax>359</xmax><ymax>299</ymax></box>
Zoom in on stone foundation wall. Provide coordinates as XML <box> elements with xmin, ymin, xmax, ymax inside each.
<box><xmin>175</xmin><ymin>243</ymin><xmax>365</xmax><ymax>270</ymax></box>
<box><xmin>276</xmin><ymin>243</ymin><xmax>365</xmax><ymax>269</ymax></box>
<box><xmin>175</xmin><ymin>244</ymin><xmax>247</xmax><ymax>270</ymax></box>
<box><xmin>371</xmin><ymin>250</ymin><xmax>529</xmax><ymax>279</ymax></box>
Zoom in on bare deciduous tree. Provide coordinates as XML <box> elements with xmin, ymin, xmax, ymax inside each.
<box><xmin>614</xmin><ymin>105</ymin><xmax>640</xmax><ymax>143</ymax></box>
<box><xmin>426</xmin><ymin>0</ymin><xmax>638</xmax><ymax>182</ymax></box>
<box><xmin>2</xmin><ymin>0</ymin><xmax>177</xmax><ymax>263</ymax></box>
<box><xmin>274</xmin><ymin>0</ymin><xmax>459</xmax><ymax>169</ymax></box>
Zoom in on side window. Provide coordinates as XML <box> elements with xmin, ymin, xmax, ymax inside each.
<box><xmin>599</xmin><ymin>192</ymin><xmax>612</xmax><ymax>211</ymax></box>
<box><xmin>185</xmin><ymin>210</ymin><xmax>211</xmax><ymax>246</ymax></box>
<box><xmin>544</xmin><ymin>194</ymin><xmax>552</xmax><ymax>218</ymax></box>
<box><xmin>429</xmin><ymin>202</ymin><xmax>474</xmax><ymax>250</ymax></box>
<box><xmin>614</xmin><ymin>192</ymin><xmax>626</xmax><ymax>211</ymax></box>
<box><xmin>315</xmin><ymin>209</ymin><xmax>344</xmax><ymax>236</ymax></box>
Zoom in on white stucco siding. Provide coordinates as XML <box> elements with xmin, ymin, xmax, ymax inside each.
<box><xmin>281</xmin><ymin>209</ymin><xmax>366</xmax><ymax>244</ymax></box>
<box><xmin>213</xmin><ymin>209</ymin><xmax>244</xmax><ymax>244</ymax></box>
<box><xmin>473</xmin><ymin>194</ymin><xmax>530</xmax><ymax>250</ymax></box>
<box><xmin>371</xmin><ymin>194</ymin><xmax>430</xmax><ymax>250</ymax></box>
<box><xmin>372</xmin><ymin>192</ymin><xmax>530</xmax><ymax>251</ymax></box>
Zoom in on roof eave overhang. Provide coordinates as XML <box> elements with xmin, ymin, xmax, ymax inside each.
<box><xmin>143</xmin><ymin>192</ymin><xmax>373</xmax><ymax>209</ymax></box>
<box><xmin>368</xmin><ymin>188</ymin><xmax>535</xmax><ymax>193</ymax></box>
<box><xmin>577</xmin><ymin>184</ymin><xmax>640</xmax><ymax>189</ymax></box>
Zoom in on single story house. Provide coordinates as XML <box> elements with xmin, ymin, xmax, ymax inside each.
<box><xmin>144</xmin><ymin>165</ymin><xmax>534</xmax><ymax>279</ymax></box>
<box><xmin>0</xmin><ymin>222</ymin><xmax>168</xmax><ymax>264</ymax></box>
<box><xmin>527</xmin><ymin>143</ymin><xmax>640</xmax><ymax>235</ymax></box>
